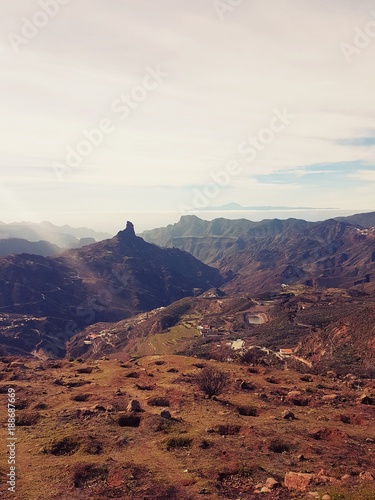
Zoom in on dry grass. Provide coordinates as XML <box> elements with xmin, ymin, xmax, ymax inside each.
<box><xmin>0</xmin><ymin>355</ymin><xmax>374</xmax><ymax>499</ymax></box>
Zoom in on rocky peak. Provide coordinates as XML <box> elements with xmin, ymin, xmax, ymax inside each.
<box><xmin>117</xmin><ymin>221</ymin><xmax>136</xmax><ymax>240</ymax></box>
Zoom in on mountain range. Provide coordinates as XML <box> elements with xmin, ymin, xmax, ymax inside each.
<box><xmin>1</xmin><ymin>212</ymin><xmax>375</xmax><ymax>367</ymax></box>
<box><xmin>0</xmin><ymin>220</ymin><xmax>112</xmax><ymax>248</ymax></box>
<box><xmin>142</xmin><ymin>214</ymin><xmax>375</xmax><ymax>293</ymax></box>
<box><xmin>0</xmin><ymin>222</ymin><xmax>223</xmax><ymax>357</ymax></box>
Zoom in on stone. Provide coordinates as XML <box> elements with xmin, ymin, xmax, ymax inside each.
<box><xmin>284</xmin><ymin>471</ymin><xmax>314</xmax><ymax>492</ymax></box>
<box><xmin>286</xmin><ymin>391</ymin><xmax>309</xmax><ymax>406</ymax></box>
<box><xmin>126</xmin><ymin>400</ymin><xmax>142</xmax><ymax>412</ymax></box>
<box><xmin>359</xmin><ymin>395</ymin><xmax>374</xmax><ymax>405</ymax></box>
<box><xmin>265</xmin><ymin>477</ymin><xmax>280</xmax><ymax>489</ymax></box>
<box><xmin>93</xmin><ymin>404</ymin><xmax>106</xmax><ymax>412</ymax></box>
<box><xmin>260</xmin><ymin>486</ymin><xmax>271</xmax><ymax>493</ymax></box>
<box><xmin>321</xmin><ymin>495</ymin><xmax>331</xmax><ymax>500</ymax></box>
<box><xmin>282</xmin><ymin>410</ymin><xmax>296</xmax><ymax>420</ymax></box>
<box><xmin>359</xmin><ymin>471</ymin><xmax>374</xmax><ymax>481</ymax></box>
<box><xmin>322</xmin><ymin>394</ymin><xmax>338</xmax><ymax>402</ymax></box>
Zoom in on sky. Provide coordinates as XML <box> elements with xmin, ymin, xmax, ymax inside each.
<box><xmin>1</xmin><ymin>0</ymin><xmax>375</xmax><ymax>233</ymax></box>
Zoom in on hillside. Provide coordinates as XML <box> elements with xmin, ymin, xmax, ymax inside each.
<box><xmin>0</xmin><ymin>238</ymin><xmax>63</xmax><ymax>257</ymax></box>
<box><xmin>142</xmin><ymin>216</ymin><xmax>375</xmax><ymax>294</ymax></box>
<box><xmin>0</xmin><ymin>222</ymin><xmax>223</xmax><ymax>358</ymax></box>
<box><xmin>296</xmin><ymin>306</ymin><xmax>375</xmax><ymax>377</ymax></box>
<box><xmin>335</xmin><ymin>211</ymin><xmax>375</xmax><ymax>228</ymax></box>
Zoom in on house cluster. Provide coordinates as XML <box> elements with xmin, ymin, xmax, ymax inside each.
<box><xmin>83</xmin><ymin>330</ymin><xmax>113</xmax><ymax>345</ymax></box>
<box><xmin>198</xmin><ymin>324</ymin><xmax>228</xmax><ymax>337</ymax></box>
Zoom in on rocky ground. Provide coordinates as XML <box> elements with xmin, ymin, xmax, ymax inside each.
<box><xmin>1</xmin><ymin>354</ymin><xmax>374</xmax><ymax>499</ymax></box>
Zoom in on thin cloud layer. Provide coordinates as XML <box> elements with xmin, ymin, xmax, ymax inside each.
<box><xmin>0</xmin><ymin>0</ymin><xmax>374</xmax><ymax>230</ymax></box>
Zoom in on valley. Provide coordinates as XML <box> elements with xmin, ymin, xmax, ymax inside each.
<box><xmin>0</xmin><ymin>213</ymin><xmax>375</xmax><ymax>498</ymax></box>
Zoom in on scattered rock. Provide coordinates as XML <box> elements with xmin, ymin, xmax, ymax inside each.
<box><xmin>92</xmin><ymin>404</ymin><xmax>106</xmax><ymax>412</ymax></box>
<box><xmin>322</xmin><ymin>394</ymin><xmax>338</xmax><ymax>402</ymax></box>
<box><xmin>240</xmin><ymin>381</ymin><xmax>255</xmax><ymax>391</ymax></box>
<box><xmin>359</xmin><ymin>394</ymin><xmax>374</xmax><ymax>405</ymax></box>
<box><xmin>359</xmin><ymin>471</ymin><xmax>374</xmax><ymax>481</ymax></box>
<box><xmin>286</xmin><ymin>390</ymin><xmax>309</xmax><ymax>406</ymax></box>
<box><xmin>265</xmin><ymin>477</ymin><xmax>280</xmax><ymax>489</ymax></box>
<box><xmin>282</xmin><ymin>410</ymin><xmax>296</xmax><ymax>420</ymax></box>
<box><xmin>284</xmin><ymin>471</ymin><xmax>314</xmax><ymax>492</ymax></box>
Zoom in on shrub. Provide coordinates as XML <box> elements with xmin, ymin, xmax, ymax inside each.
<box><xmin>118</xmin><ymin>415</ymin><xmax>141</xmax><ymax>427</ymax></box>
<box><xmin>71</xmin><ymin>393</ymin><xmax>90</xmax><ymax>402</ymax></box>
<box><xmin>268</xmin><ymin>439</ymin><xmax>292</xmax><ymax>453</ymax></box>
<box><xmin>238</xmin><ymin>405</ymin><xmax>259</xmax><ymax>416</ymax></box>
<box><xmin>15</xmin><ymin>412</ymin><xmax>40</xmax><ymax>426</ymax></box>
<box><xmin>216</xmin><ymin>424</ymin><xmax>241</xmax><ymax>435</ymax></box>
<box><xmin>72</xmin><ymin>463</ymin><xmax>108</xmax><ymax>488</ymax></box>
<box><xmin>50</xmin><ymin>437</ymin><xmax>80</xmax><ymax>456</ymax></box>
<box><xmin>166</xmin><ymin>436</ymin><xmax>192</xmax><ymax>450</ymax></box>
<box><xmin>76</xmin><ymin>367</ymin><xmax>93</xmax><ymax>374</ymax></box>
<box><xmin>195</xmin><ymin>366</ymin><xmax>230</xmax><ymax>399</ymax></box>
<box><xmin>147</xmin><ymin>397</ymin><xmax>170</xmax><ymax>407</ymax></box>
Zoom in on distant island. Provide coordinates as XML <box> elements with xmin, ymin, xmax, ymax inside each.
<box><xmin>193</xmin><ymin>203</ymin><xmax>336</xmax><ymax>211</ymax></box>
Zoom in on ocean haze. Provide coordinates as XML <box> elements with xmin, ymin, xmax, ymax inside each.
<box><xmin>0</xmin><ymin>208</ymin><xmax>369</xmax><ymax>234</ymax></box>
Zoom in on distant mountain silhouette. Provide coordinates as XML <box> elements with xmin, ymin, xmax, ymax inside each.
<box><xmin>0</xmin><ymin>220</ymin><xmax>112</xmax><ymax>248</ymax></box>
<box><xmin>335</xmin><ymin>210</ymin><xmax>375</xmax><ymax>228</ymax></box>
<box><xmin>0</xmin><ymin>238</ymin><xmax>63</xmax><ymax>257</ymax></box>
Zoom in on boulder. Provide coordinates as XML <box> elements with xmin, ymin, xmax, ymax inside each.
<box><xmin>265</xmin><ymin>477</ymin><xmax>280</xmax><ymax>489</ymax></box>
<box><xmin>284</xmin><ymin>471</ymin><xmax>314</xmax><ymax>492</ymax></box>
<box><xmin>286</xmin><ymin>391</ymin><xmax>309</xmax><ymax>406</ymax></box>
<box><xmin>359</xmin><ymin>395</ymin><xmax>374</xmax><ymax>405</ymax></box>
<box><xmin>260</xmin><ymin>486</ymin><xmax>271</xmax><ymax>493</ymax></box>
<box><xmin>282</xmin><ymin>410</ymin><xmax>296</xmax><ymax>420</ymax></box>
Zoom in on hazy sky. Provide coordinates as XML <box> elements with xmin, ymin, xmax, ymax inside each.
<box><xmin>1</xmin><ymin>0</ymin><xmax>375</xmax><ymax>232</ymax></box>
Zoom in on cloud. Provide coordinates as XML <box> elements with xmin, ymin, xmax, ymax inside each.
<box><xmin>1</xmin><ymin>0</ymin><xmax>375</xmax><ymax>228</ymax></box>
